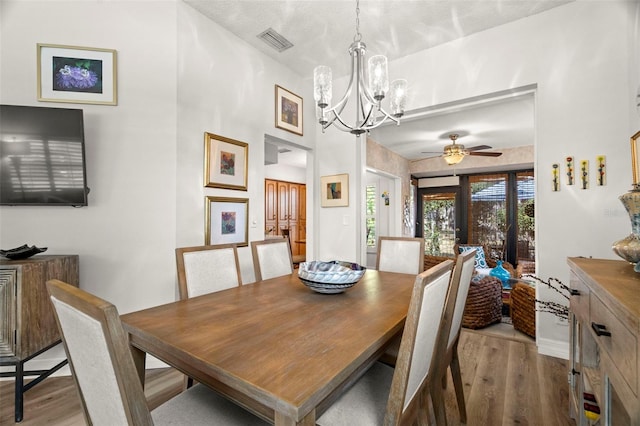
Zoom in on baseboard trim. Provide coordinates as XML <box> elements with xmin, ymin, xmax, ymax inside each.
<box><xmin>537</xmin><ymin>337</ymin><xmax>569</xmax><ymax>360</ymax></box>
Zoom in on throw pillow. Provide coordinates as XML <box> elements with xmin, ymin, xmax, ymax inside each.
<box><xmin>458</xmin><ymin>245</ymin><xmax>489</xmax><ymax>269</ymax></box>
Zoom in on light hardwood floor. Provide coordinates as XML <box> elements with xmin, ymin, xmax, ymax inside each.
<box><xmin>0</xmin><ymin>330</ymin><xmax>575</xmax><ymax>426</ymax></box>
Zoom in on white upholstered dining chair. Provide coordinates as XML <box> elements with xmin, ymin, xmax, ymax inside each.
<box><xmin>175</xmin><ymin>243</ymin><xmax>241</xmax><ymax>300</ymax></box>
<box><xmin>250</xmin><ymin>238</ymin><xmax>293</xmax><ymax>281</ymax></box>
<box><xmin>377</xmin><ymin>236</ymin><xmax>426</xmax><ymax>366</ymax></box>
<box><xmin>46</xmin><ymin>279</ymin><xmax>268</xmax><ymax>426</ymax></box>
<box><xmin>316</xmin><ymin>260</ymin><xmax>454</xmax><ymax>426</ymax></box>
<box><xmin>376</xmin><ymin>236</ymin><xmax>425</xmax><ymax>274</ymax></box>
<box><xmin>431</xmin><ymin>248</ymin><xmax>477</xmax><ymax>425</ymax></box>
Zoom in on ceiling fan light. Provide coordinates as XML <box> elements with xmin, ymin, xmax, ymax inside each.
<box><xmin>444</xmin><ymin>152</ymin><xmax>465</xmax><ymax>165</ymax></box>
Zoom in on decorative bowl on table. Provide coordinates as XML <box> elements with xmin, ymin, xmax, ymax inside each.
<box><xmin>298</xmin><ymin>260</ymin><xmax>366</xmax><ymax>294</ymax></box>
<box><xmin>0</xmin><ymin>244</ymin><xmax>48</xmax><ymax>260</ymax></box>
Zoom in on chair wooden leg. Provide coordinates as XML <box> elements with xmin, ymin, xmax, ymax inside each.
<box><xmin>430</xmin><ymin>382</ymin><xmax>447</xmax><ymax>426</ymax></box>
<box><xmin>418</xmin><ymin>388</ymin><xmax>432</xmax><ymax>426</ymax></box>
<box><xmin>450</xmin><ymin>352</ymin><xmax>467</xmax><ymax>424</ymax></box>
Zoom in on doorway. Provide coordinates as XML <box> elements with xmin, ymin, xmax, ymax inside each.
<box><xmin>365</xmin><ymin>170</ymin><xmax>397</xmax><ymax>268</ymax></box>
<box><xmin>264</xmin><ymin>133</ymin><xmax>312</xmax><ymax>259</ymax></box>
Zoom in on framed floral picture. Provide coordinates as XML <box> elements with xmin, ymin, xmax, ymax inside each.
<box><xmin>204</xmin><ymin>132</ymin><xmax>248</xmax><ymax>190</ymax></box>
<box><xmin>37</xmin><ymin>44</ymin><xmax>117</xmax><ymax>105</ymax></box>
<box><xmin>320</xmin><ymin>173</ymin><xmax>349</xmax><ymax>207</ymax></box>
<box><xmin>205</xmin><ymin>196</ymin><xmax>249</xmax><ymax>246</ymax></box>
<box><xmin>275</xmin><ymin>85</ymin><xmax>303</xmax><ymax>136</ymax></box>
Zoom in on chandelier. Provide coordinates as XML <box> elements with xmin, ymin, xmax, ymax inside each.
<box><xmin>313</xmin><ymin>0</ymin><xmax>407</xmax><ymax>136</ymax></box>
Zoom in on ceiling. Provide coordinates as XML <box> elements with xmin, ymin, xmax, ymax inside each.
<box><xmin>184</xmin><ymin>0</ymin><xmax>565</xmax><ymax>165</ymax></box>
<box><xmin>184</xmin><ymin>0</ymin><xmax>571</xmax><ymax>79</ymax></box>
<box><xmin>369</xmin><ymin>92</ymin><xmax>535</xmax><ymax>161</ymax></box>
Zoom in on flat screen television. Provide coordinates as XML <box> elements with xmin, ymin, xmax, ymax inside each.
<box><xmin>0</xmin><ymin>104</ymin><xmax>89</xmax><ymax>206</ymax></box>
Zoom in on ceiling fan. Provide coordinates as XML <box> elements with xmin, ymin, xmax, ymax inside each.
<box><xmin>422</xmin><ymin>133</ymin><xmax>503</xmax><ymax>165</ymax></box>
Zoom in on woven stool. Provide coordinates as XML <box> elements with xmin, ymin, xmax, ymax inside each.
<box><xmin>511</xmin><ymin>282</ymin><xmax>536</xmax><ymax>338</ymax></box>
<box><xmin>462</xmin><ymin>276</ymin><xmax>502</xmax><ymax>329</ymax></box>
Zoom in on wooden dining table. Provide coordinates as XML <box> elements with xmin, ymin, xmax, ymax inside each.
<box><xmin>120</xmin><ymin>269</ymin><xmax>416</xmax><ymax>425</ymax></box>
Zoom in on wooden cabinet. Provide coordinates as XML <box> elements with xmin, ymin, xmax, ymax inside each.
<box><xmin>265</xmin><ymin>179</ymin><xmax>306</xmax><ymax>256</ymax></box>
<box><xmin>567</xmin><ymin>257</ymin><xmax>640</xmax><ymax>425</ymax></box>
<box><xmin>265</xmin><ymin>179</ymin><xmax>278</xmax><ymax>234</ymax></box>
<box><xmin>0</xmin><ymin>255</ymin><xmax>79</xmax><ymax>422</ymax></box>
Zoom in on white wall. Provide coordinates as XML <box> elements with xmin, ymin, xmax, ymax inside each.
<box><xmin>1</xmin><ymin>0</ymin><xmax>179</xmax><ymax>311</ymax></box>
<box><xmin>175</xmin><ymin>3</ymin><xmax>313</xmax><ymax>284</ymax></box>
<box><xmin>314</xmin><ymin>1</ymin><xmax>639</xmax><ymax>357</ymax></box>
<box><xmin>1</xmin><ymin>1</ymin><xmax>179</xmax><ymax>367</ymax></box>
<box><xmin>265</xmin><ymin>163</ymin><xmax>306</xmax><ymax>183</ymax></box>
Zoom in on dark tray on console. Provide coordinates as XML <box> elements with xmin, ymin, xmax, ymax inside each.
<box><xmin>0</xmin><ymin>244</ymin><xmax>48</xmax><ymax>260</ymax></box>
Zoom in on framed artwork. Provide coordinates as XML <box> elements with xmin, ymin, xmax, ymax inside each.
<box><xmin>631</xmin><ymin>130</ymin><xmax>640</xmax><ymax>187</ymax></box>
<box><xmin>204</xmin><ymin>132</ymin><xmax>248</xmax><ymax>190</ymax></box>
<box><xmin>275</xmin><ymin>85</ymin><xmax>303</xmax><ymax>136</ymax></box>
<box><xmin>320</xmin><ymin>173</ymin><xmax>349</xmax><ymax>207</ymax></box>
<box><xmin>37</xmin><ymin>43</ymin><xmax>117</xmax><ymax>105</ymax></box>
<box><xmin>565</xmin><ymin>156</ymin><xmax>574</xmax><ymax>185</ymax></box>
<box><xmin>596</xmin><ymin>155</ymin><xmax>606</xmax><ymax>186</ymax></box>
<box><xmin>580</xmin><ymin>160</ymin><xmax>589</xmax><ymax>190</ymax></box>
<box><xmin>205</xmin><ymin>196</ymin><xmax>249</xmax><ymax>246</ymax></box>
<box><xmin>552</xmin><ymin>163</ymin><xmax>560</xmax><ymax>192</ymax></box>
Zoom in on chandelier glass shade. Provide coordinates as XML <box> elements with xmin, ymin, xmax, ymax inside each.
<box><xmin>313</xmin><ymin>1</ymin><xmax>407</xmax><ymax>136</ymax></box>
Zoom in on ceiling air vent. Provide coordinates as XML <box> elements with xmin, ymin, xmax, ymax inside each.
<box><xmin>257</xmin><ymin>28</ymin><xmax>293</xmax><ymax>52</ymax></box>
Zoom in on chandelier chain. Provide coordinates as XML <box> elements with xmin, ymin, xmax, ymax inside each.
<box><xmin>353</xmin><ymin>0</ymin><xmax>362</xmax><ymax>42</ymax></box>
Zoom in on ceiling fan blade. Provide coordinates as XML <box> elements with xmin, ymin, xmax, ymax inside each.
<box><xmin>468</xmin><ymin>151</ymin><xmax>502</xmax><ymax>157</ymax></box>
<box><xmin>465</xmin><ymin>145</ymin><xmax>493</xmax><ymax>152</ymax></box>
<box><xmin>420</xmin><ymin>151</ymin><xmax>443</xmax><ymax>154</ymax></box>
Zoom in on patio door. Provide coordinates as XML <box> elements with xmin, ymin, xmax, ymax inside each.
<box><xmin>417</xmin><ymin>187</ymin><xmax>461</xmax><ymax>257</ymax></box>
<box><xmin>417</xmin><ymin>170</ymin><xmax>534</xmax><ymax>266</ymax></box>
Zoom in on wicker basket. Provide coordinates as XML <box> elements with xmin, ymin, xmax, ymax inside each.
<box><xmin>462</xmin><ymin>276</ymin><xmax>503</xmax><ymax>329</ymax></box>
<box><xmin>511</xmin><ymin>282</ymin><xmax>536</xmax><ymax>338</ymax></box>
<box><xmin>424</xmin><ymin>255</ymin><xmax>454</xmax><ymax>271</ymax></box>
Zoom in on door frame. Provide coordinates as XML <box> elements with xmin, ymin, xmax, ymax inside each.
<box><xmin>363</xmin><ymin>168</ymin><xmax>402</xmax><ymax>267</ymax></box>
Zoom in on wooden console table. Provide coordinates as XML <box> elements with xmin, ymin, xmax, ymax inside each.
<box><xmin>0</xmin><ymin>255</ymin><xmax>79</xmax><ymax>422</ymax></box>
<box><xmin>567</xmin><ymin>257</ymin><xmax>640</xmax><ymax>425</ymax></box>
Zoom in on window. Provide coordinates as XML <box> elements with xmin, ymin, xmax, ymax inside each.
<box><xmin>468</xmin><ymin>174</ymin><xmax>508</xmax><ymax>259</ymax></box>
<box><xmin>516</xmin><ymin>171</ymin><xmax>535</xmax><ymax>261</ymax></box>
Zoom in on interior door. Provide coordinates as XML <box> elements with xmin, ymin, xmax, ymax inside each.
<box><xmin>265</xmin><ymin>179</ymin><xmax>277</xmax><ymax>235</ymax></box>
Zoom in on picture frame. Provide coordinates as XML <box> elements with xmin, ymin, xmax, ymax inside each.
<box><xmin>205</xmin><ymin>196</ymin><xmax>249</xmax><ymax>246</ymax></box>
<box><xmin>275</xmin><ymin>85</ymin><xmax>303</xmax><ymax>136</ymax></box>
<box><xmin>631</xmin><ymin>130</ymin><xmax>640</xmax><ymax>187</ymax></box>
<box><xmin>204</xmin><ymin>132</ymin><xmax>248</xmax><ymax>190</ymax></box>
<box><xmin>320</xmin><ymin>174</ymin><xmax>349</xmax><ymax>207</ymax></box>
<box><xmin>37</xmin><ymin>43</ymin><xmax>117</xmax><ymax>105</ymax></box>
